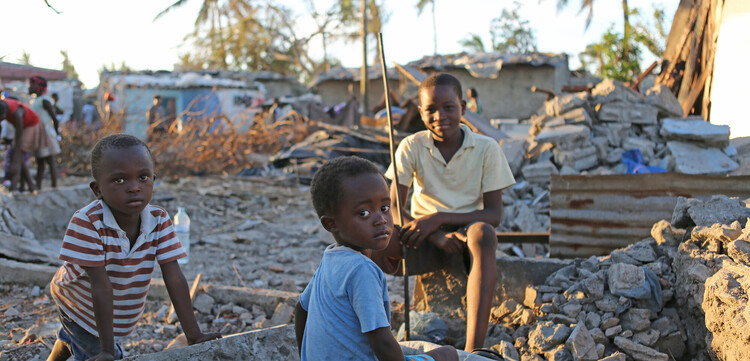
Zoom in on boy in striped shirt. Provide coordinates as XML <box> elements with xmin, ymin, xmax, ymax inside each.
<box><xmin>47</xmin><ymin>134</ymin><xmax>220</xmax><ymax>361</ymax></box>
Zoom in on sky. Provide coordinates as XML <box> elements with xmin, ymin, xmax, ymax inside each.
<box><xmin>2</xmin><ymin>0</ymin><xmax>678</xmax><ymax>88</ymax></box>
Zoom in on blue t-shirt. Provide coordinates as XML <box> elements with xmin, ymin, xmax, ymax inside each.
<box><xmin>299</xmin><ymin>244</ymin><xmax>391</xmax><ymax>361</ymax></box>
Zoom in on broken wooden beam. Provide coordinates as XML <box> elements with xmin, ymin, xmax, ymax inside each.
<box><xmin>496</xmin><ymin>232</ymin><xmax>549</xmax><ymax>244</ymax></box>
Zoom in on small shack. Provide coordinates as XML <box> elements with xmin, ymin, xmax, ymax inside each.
<box><xmin>310</xmin><ymin>66</ymin><xmax>402</xmax><ymax>113</ymax></box>
<box><xmin>0</xmin><ymin>61</ymin><xmax>81</xmax><ymax>120</ymax></box>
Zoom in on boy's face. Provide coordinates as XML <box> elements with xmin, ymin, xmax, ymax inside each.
<box><xmin>90</xmin><ymin>145</ymin><xmax>155</xmax><ymax>225</ymax></box>
<box><xmin>419</xmin><ymin>84</ymin><xmax>466</xmax><ymax>142</ymax></box>
<box><xmin>322</xmin><ymin>172</ymin><xmax>393</xmax><ymax>252</ymax></box>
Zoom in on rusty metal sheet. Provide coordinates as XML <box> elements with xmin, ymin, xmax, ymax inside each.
<box><xmin>550</xmin><ymin>173</ymin><xmax>750</xmax><ymax>258</ymax></box>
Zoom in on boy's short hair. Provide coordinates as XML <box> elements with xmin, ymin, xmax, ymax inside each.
<box><xmin>419</xmin><ymin>73</ymin><xmax>463</xmax><ymax>100</ymax></box>
<box><xmin>90</xmin><ymin>134</ymin><xmax>153</xmax><ymax>179</ymax></box>
<box><xmin>310</xmin><ymin>156</ymin><xmax>384</xmax><ymax>217</ymax></box>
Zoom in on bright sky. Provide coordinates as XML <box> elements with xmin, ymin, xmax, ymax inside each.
<box><xmin>3</xmin><ymin>0</ymin><xmax>677</xmax><ymax>88</ymax></box>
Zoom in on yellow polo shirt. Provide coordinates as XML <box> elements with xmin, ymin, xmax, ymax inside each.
<box><xmin>385</xmin><ymin>124</ymin><xmax>515</xmax><ymax>219</ymax></box>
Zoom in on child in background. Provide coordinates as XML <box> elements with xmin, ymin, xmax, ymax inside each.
<box><xmin>466</xmin><ymin>87</ymin><xmax>481</xmax><ymax>114</ymax></box>
<box><xmin>28</xmin><ymin>75</ymin><xmax>61</xmax><ymax>189</ymax></box>
<box><xmin>0</xmin><ymin>98</ymin><xmax>49</xmax><ymax>192</ymax></box>
<box><xmin>370</xmin><ymin>73</ymin><xmax>515</xmax><ymax>353</ymax></box>
<box><xmin>47</xmin><ymin>134</ymin><xmax>219</xmax><ymax>361</ymax></box>
<box><xmin>294</xmin><ymin>156</ymin><xmax>457</xmax><ymax>361</ymax></box>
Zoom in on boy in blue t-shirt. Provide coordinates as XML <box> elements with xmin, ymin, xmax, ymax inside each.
<box><xmin>294</xmin><ymin>156</ymin><xmax>457</xmax><ymax>361</ymax></box>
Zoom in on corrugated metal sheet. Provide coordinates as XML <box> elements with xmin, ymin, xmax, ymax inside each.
<box><xmin>549</xmin><ymin>173</ymin><xmax>750</xmax><ymax>258</ymax></box>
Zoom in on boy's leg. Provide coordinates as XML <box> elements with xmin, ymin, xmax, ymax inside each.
<box><xmin>36</xmin><ymin>157</ymin><xmax>46</xmax><ymax>189</ymax></box>
<box><xmin>46</xmin><ymin>339</ymin><xmax>72</xmax><ymax>361</ymax></box>
<box><xmin>425</xmin><ymin>345</ymin><xmax>459</xmax><ymax>361</ymax></box>
<box><xmin>463</xmin><ymin>222</ymin><xmax>497</xmax><ymax>352</ymax></box>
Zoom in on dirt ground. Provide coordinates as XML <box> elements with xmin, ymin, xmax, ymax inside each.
<box><xmin>0</xmin><ymin>174</ymin><xmax>414</xmax><ymax>360</ymax></box>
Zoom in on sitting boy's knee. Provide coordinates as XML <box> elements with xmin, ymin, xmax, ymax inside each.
<box><xmin>466</xmin><ymin>222</ymin><xmax>497</xmax><ymax>249</ymax></box>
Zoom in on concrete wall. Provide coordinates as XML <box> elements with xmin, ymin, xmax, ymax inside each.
<box><xmin>444</xmin><ymin>65</ymin><xmax>561</xmax><ymax>121</ymax></box>
<box><xmin>315</xmin><ymin>78</ymin><xmax>401</xmax><ymax>112</ymax></box>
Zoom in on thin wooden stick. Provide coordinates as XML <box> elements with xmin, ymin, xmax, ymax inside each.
<box><xmin>377</xmin><ymin>32</ymin><xmax>409</xmax><ymax>341</ymax></box>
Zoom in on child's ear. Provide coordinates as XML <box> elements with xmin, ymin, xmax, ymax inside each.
<box><xmin>319</xmin><ymin>215</ymin><xmax>337</xmax><ymax>233</ymax></box>
<box><xmin>460</xmin><ymin>99</ymin><xmax>467</xmax><ymax>115</ymax></box>
<box><xmin>89</xmin><ymin>181</ymin><xmax>101</xmax><ymax>199</ymax></box>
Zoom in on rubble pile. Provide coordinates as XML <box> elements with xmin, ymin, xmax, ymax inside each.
<box><xmin>522</xmin><ymin>79</ymin><xmax>737</xmax><ymax>179</ymax></box>
<box><xmin>472</xmin><ymin>194</ymin><xmax>750</xmax><ymax>361</ymax></box>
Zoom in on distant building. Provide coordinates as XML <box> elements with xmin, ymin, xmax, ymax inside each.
<box><xmin>309</xmin><ymin>66</ymin><xmax>402</xmax><ymax>114</ymax></box>
<box><xmin>99</xmin><ymin>70</ymin><xmax>303</xmax><ymax>139</ymax></box>
<box><xmin>0</xmin><ymin>62</ymin><xmax>81</xmax><ymax>120</ymax></box>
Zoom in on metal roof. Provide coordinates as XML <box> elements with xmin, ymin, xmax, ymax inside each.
<box><xmin>0</xmin><ymin>62</ymin><xmax>68</xmax><ymax>82</ymax></box>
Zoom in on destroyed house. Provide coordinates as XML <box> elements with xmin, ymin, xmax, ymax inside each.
<box><xmin>100</xmin><ymin>70</ymin><xmax>293</xmax><ymax>139</ymax></box>
<box><xmin>310</xmin><ymin>66</ymin><xmax>402</xmax><ymax>112</ymax></box>
<box><xmin>0</xmin><ymin>61</ymin><xmax>80</xmax><ymax>119</ymax></box>
<box><xmin>407</xmin><ymin>52</ymin><xmax>570</xmax><ymax>120</ymax></box>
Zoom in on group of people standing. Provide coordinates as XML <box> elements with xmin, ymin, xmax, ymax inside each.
<box><xmin>0</xmin><ymin>75</ymin><xmax>62</xmax><ymax>192</ymax></box>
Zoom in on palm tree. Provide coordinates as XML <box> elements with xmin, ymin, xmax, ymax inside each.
<box><xmin>416</xmin><ymin>0</ymin><xmax>437</xmax><ymax>55</ymax></box>
<box><xmin>460</xmin><ymin>34</ymin><xmax>485</xmax><ymax>53</ymax></box>
<box><xmin>154</xmin><ymin>0</ymin><xmax>230</xmax><ymax>68</ymax></box>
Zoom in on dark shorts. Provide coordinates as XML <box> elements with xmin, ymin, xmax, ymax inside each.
<box><xmin>56</xmin><ymin>306</ymin><xmax>124</xmax><ymax>361</ymax></box>
<box><xmin>394</xmin><ymin>224</ymin><xmax>473</xmax><ymax>276</ymax></box>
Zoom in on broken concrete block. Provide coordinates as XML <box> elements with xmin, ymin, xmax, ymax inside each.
<box><xmin>688</xmin><ymin>195</ymin><xmax>750</xmax><ymax>228</ymax></box>
<box><xmin>524</xmin><ymin>286</ymin><xmax>543</xmax><ymax>309</ymax></box>
<box><xmin>527</xmin><ymin>321</ymin><xmax>571</xmax><ymax>353</ymax></box>
<box><xmin>562</xmin><ymin>304</ymin><xmax>582</xmax><ymax>319</ymax></box>
<box><xmin>553</xmin><ymin>144</ymin><xmax>598</xmax><ymax>171</ymax></box>
<box><xmin>653</xmin><ymin>331</ymin><xmax>686</xmax><ymax>359</ymax></box>
<box><xmin>192</xmin><ymin>293</ymin><xmax>215</xmax><ymax>315</ymax></box>
<box><xmin>727</xmin><ymin>240</ymin><xmax>750</xmax><ymax>266</ymax></box>
<box><xmin>493</xmin><ymin>299</ymin><xmax>520</xmax><ymax>320</ymax></box>
<box><xmin>592</xmin><ymin>123</ymin><xmax>628</xmax><ymax>147</ymax></box>
<box><xmin>589</xmin><ymin>328</ymin><xmax>607</xmax><ymax>344</ymax></box>
<box><xmin>124</xmin><ymin>325</ymin><xmax>297</xmax><ymax>361</ymax></box>
<box><xmin>496</xmin><ymin>340</ymin><xmax>520</xmax><ymax>361</ymax></box>
<box><xmin>620</xmin><ymin>308</ymin><xmax>651</xmax><ymax>332</ymax></box>
<box><xmin>623</xmin><ymin>242</ymin><xmax>657</xmax><ymax>263</ymax></box>
<box><xmin>667</xmin><ymin>141</ymin><xmax>739</xmax><ymax>174</ymax></box>
<box><xmin>608</xmin><ymin>263</ymin><xmax>650</xmax><ymax>299</ymax></box>
<box><xmin>565</xmin><ymin>323</ymin><xmax>599</xmax><ymax>361</ymax></box>
<box><xmin>622</xmin><ymin>137</ymin><xmax>655</xmax><ymax>162</ymax></box>
<box><xmin>584</xmin><ymin>312</ymin><xmax>601</xmax><ymax>330</ymax></box>
<box><xmin>499</xmin><ymin>138</ymin><xmax>526</xmax><ymax>177</ymax></box>
<box><xmin>521</xmin><ymin>160</ymin><xmax>559</xmax><ymax>185</ymax></box>
<box><xmin>660</xmin><ymin>118</ymin><xmax>730</xmax><ymax>148</ymax></box>
<box><xmin>650</xmin><ymin>220</ymin><xmax>685</xmax><ymax>246</ymax></box>
<box><xmin>535</xmin><ymin>124</ymin><xmax>590</xmax><ymax>145</ymax></box>
<box><xmin>702</xmin><ymin>263</ymin><xmax>750</xmax><ymax>361</ymax></box>
<box><xmin>591</xmin><ymin>79</ymin><xmax>644</xmax><ymax>104</ymax></box>
<box><xmin>269</xmin><ymin>303</ymin><xmax>295</xmax><ymax>326</ymax></box>
<box><xmin>545</xmin><ymin>92</ymin><xmax>589</xmax><ymax>116</ymax></box>
<box><xmin>613</xmin><ymin>336</ymin><xmax>668</xmax><ymax>361</ymax></box>
<box><xmin>604</xmin><ymin>325</ymin><xmax>622</xmax><ymax>338</ymax></box>
<box><xmin>598</xmin><ymin>102</ymin><xmax>658</xmax><ymax>124</ymax></box>
<box><xmin>543</xmin><ymin>344</ymin><xmax>572</xmax><ymax>361</ymax></box>
<box><xmin>645</xmin><ymin>84</ymin><xmax>683</xmax><ymax>118</ymax></box>
<box><xmin>561</xmin><ymin>107</ymin><xmax>593</xmax><ymax>126</ymax></box>
<box><xmin>633</xmin><ymin>329</ymin><xmax>660</xmax><ymax>346</ymax></box>
<box><xmin>598</xmin><ymin>352</ymin><xmax>627</xmax><ymax>361</ymax></box>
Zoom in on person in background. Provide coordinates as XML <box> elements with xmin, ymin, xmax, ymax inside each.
<box><xmin>146</xmin><ymin>95</ymin><xmax>166</xmax><ymax>140</ymax></box>
<box><xmin>0</xmin><ymin>98</ymin><xmax>50</xmax><ymax>192</ymax></box>
<box><xmin>28</xmin><ymin>76</ymin><xmax>61</xmax><ymax>189</ymax></box>
<box><xmin>466</xmin><ymin>87</ymin><xmax>481</xmax><ymax>114</ymax></box>
<box><xmin>81</xmin><ymin>100</ymin><xmax>97</xmax><ymax>128</ymax></box>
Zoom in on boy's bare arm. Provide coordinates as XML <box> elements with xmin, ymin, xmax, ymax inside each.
<box><xmin>366</xmin><ymin>327</ymin><xmax>405</xmax><ymax>361</ymax></box>
<box><xmin>82</xmin><ymin>266</ymin><xmax>116</xmax><ymax>359</ymax></box>
<box><xmin>293</xmin><ymin>302</ymin><xmax>307</xmax><ymax>356</ymax></box>
<box><xmin>400</xmin><ymin>188</ymin><xmax>504</xmax><ymax>249</ymax></box>
<box><xmin>160</xmin><ymin>261</ymin><xmax>221</xmax><ymax>344</ymax></box>
<box><xmin>42</xmin><ymin>99</ymin><xmax>60</xmax><ymax>134</ymax></box>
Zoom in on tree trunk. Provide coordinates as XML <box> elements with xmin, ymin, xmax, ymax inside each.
<box><xmin>622</xmin><ymin>0</ymin><xmax>630</xmax><ymax>64</ymax></box>
<box><xmin>432</xmin><ymin>0</ymin><xmax>437</xmax><ymax>55</ymax></box>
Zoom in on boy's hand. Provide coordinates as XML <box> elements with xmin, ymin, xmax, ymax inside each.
<box><xmin>430</xmin><ymin>231</ymin><xmax>466</xmax><ymax>254</ymax></box>
<box><xmin>187</xmin><ymin>332</ymin><xmax>222</xmax><ymax>345</ymax></box>
<box><xmin>400</xmin><ymin>213</ymin><xmax>444</xmax><ymax>249</ymax></box>
<box><xmin>86</xmin><ymin>352</ymin><xmax>115</xmax><ymax>361</ymax></box>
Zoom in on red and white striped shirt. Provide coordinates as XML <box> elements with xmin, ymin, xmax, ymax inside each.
<box><xmin>50</xmin><ymin>200</ymin><xmax>186</xmax><ymax>337</ymax></box>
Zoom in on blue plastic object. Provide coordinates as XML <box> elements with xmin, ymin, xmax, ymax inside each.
<box><xmin>621</xmin><ymin>149</ymin><xmax>667</xmax><ymax>174</ymax></box>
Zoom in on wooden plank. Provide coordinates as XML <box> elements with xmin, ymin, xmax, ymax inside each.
<box><xmin>659</xmin><ymin>3</ymin><xmax>701</xmax><ymax>86</ymax></box>
<box><xmin>496</xmin><ymin>232</ymin><xmax>549</xmax><ymax>244</ymax></box>
<box><xmin>393</xmin><ymin>62</ymin><xmax>427</xmax><ymax>85</ymax></box>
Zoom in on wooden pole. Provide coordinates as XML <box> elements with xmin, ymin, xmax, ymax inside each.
<box><xmin>360</xmin><ymin>0</ymin><xmax>369</xmax><ymax>116</ymax></box>
<box><xmin>377</xmin><ymin>32</ymin><xmax>409</xmax><ymax>341</ymax></box>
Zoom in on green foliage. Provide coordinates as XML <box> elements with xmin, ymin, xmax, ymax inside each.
<box><xmin>18</xmin><ymin>50</ymin><xmax>32</xmax><ymax>66</ymax></box>
<box><xmin>490</xmin><ymin>2</ymin><xmax>537</xmax><ymax>53</ymax></box>
<box><xmin>459</xmin><ymin>34</ymin><xmax>486</xmax><ymax>53</ymax></box>
<box><xmin>60</xmin><ymin>50</ymin><xmax>80</xmax><ymax>80</ymax></box>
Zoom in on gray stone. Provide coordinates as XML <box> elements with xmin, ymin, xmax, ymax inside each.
<box><xmin>613</xmin><ymin>336</ymin><xmax>668</xmax><ymax>361</ymax></box>
<box><xmin>540</xmin><ymin>303</ymin><xmax>555</xmax><ymax>314</ymax></box>
<box><xmin>493</xmin><ymin>299</ymin><xmax>520</xmax><ymax>320</ymax></box>
<box><xmin>528</xmin><ymin>321</ymin><xmax>571</xmax><ymax>353</ymax></box>
<box><xmin>565</xmin><ymin>323</ymin><xmax>599</xmax><ymax>361</ymax></box>
<box><xmin>192</xmin><ymin>293</ymin><xmax>215</xmax><ymax>315</ymax></box>
<box><xmin>653</xmin><ymin>332</ymin><xmax>685</xmax><ymax>360</ymax></box>
<box><xmin>562</xmin><ymin>304</ymin><xmax>582</xmax><ymax>319</ymax></box>
<box><xmin>650</xmin><ymin>317</ymin><xmax>677</xmax><ymax>336</ymax></box>
<box><xmin>589</xmin><ymin>328</ymin><xmax>607</xmax><ymax>344</ymax></box>
<box><xmin>650</xmin><ymin>219</ymin><xmax>685</xmax><ymax>246</ymax></box>
<box><xmin>124</xmin><ymin>325</ymin><xmax>298</xmax><ymax>361</ymax></box>
<box><xmin>524</xmin><ymin>286</ymin><xmax>543</xmax><ymax>309</ymax></box>
<box><xmin>500</xmin><ymin>139</ymin><xmax>526</xmax><ymax>177</ymax></box>
<box><xmin>633</xmin><ymin>329</ymin><xmax>659</xmax><ymax>346</ymax></box>
<box><xmin>548</xmin><ymin>313</ymin><xmax>577</xmax><ymax>325</ymax></box>
<box><xmin>670</xmin><ymin>196</ymin><xmax>700</xmax><ymax>228</ymax></box>
<box><xmin>597</xmin><ymin>351</ymin><xmax>627</xmax><ymax>361</ymax></box>
<box><xmin>660</xmin><ymin>118</ymin><xmax>730</xmax><ymax>148</ymax></box>
<box><xmin>546</xmin><ymin>92</ymin><xmax>589</xmax><ymax>116</ymax></box>
<box><xmin>584</xmin><ymin>312</ymin><xmax>601</xmax><ymax>330</ymax></box>
<box><xmin>591</xmin><ymin>79</ymin><xmax>644</xmax><ymax>104</ymax></box>
<box><xmin>687</xmin><ymin>195</ymin><xmax>750</xmax><ymax>228</ymax></box>
<box><xmin>592</xmin><ymin>123</ymin><xmax>629</xmax><ymax>147</ymax></box>
<box><xmin>496</xmin><ymin>340</ymin><xmax>520</xmax><ymax>361</ymax></box>
<box><xmin>544</xmin><ymin>344</ymin><xmax>574</xmax><ymax>361</ymax></box>
<box><xmin>620</xmin><ymin>330</ymin><xmax>633</xmax><ymax>338</ymax></box>
<box><xmin>269</xmin><ymin>303</ymin><xmax>295</xmax><ymax>326</ymax></box>
<box><xmin>521</xmin><ymin>160</ymin><xmax>559</xmax><ymax>185</ymax></box>
<box><xmin>667</xmin><ymin>141</ymin><xmax>739</xmax><ymax>174</ymax></box>
<box><xmin>600</xmin><ymin>316</ymin><xmax>619</xmax><ymax>330</ymax></box>
<box><xmin>607</xmin><ymin>263</ymin><xmax>649</xmax><ymax>299</ymax></box>
<box><xmin>620</xmin><ymin>308</ymin><xmax>651</xmax><ymax>332</ymax></box>
<box><xmin>604</xmin><ymin>325</ymin><xmax>622</xmax><ymax>338</ymax></box>
<box><xmin>598</xmin><ymin>102</ymin><xmax>657</xmax><ymax>124</ymax></box>
<box><xmin>595</xmin><ymin>295</ymin><xmax>619</xmax><ymax>313</ymax></box>
<box><xmin>4</xmin><ymin>307</ymin><xmax>20</xmax><ymax>317</ymax></box>
<box><xmin>623</xmin><ymin>242</ymin><xmax>656</xmax><ymax>263</ymax></box>
<box><xmin>535</xmin><ymin>125</ymin><xmax>590</xmax><ymax>145</ymax></box>
<box><xmin>561</xmin><ymin>107</ymin><xmax>594</xmax><ymax>126</ymax></box>
<box><xmin>553</xmin><ymin>144</ymin><xmax>599</xmax><ymax>171</ymax></box>
<box><xmin>645</xmin><ymin>84</ymin><xmax>683</xmax><ymax>118</ymax></box>
<box><xmin>727</xmin><ymin>240</ymin><xmax>750</xmax><ymax>266</ymax></box>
